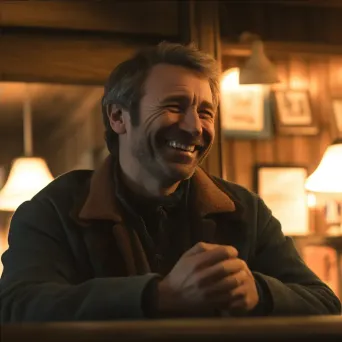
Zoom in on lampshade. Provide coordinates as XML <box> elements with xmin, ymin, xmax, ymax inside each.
<box><xmin>305</xmin><ymin>139</ymin><xmax>342</xmax><ymax>200</ymax></box>
<box><xmin>239</xmin><ymin>40</ymin><xmax>279</xmax><ymax>85</ymax></box>
<box><xmin>0</xmin><ymin>157</ymin><xmax>54</xmax><ymax>211</ymax></box>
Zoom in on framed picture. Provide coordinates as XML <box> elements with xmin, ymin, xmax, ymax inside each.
<box><xmin>220</xmin><ymin>86</ymin><xmax>273</xmax><ymax>139</ymax></box>
<box><xmin>273</xmin><ymin>90</ymin><xmax>318</xmax><ymax>135</ymax></box>
<box><xmin>331</xmin><ymin>98</ymin><xmax>342</xmax><ymax>138</ymax></box>
<box><xmin>254</xmin><ymin>165</ymin><xmax>309</xmax><ymax>236</ymax></box>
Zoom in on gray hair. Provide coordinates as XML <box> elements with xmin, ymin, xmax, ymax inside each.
<box><xmin>102</xmin><ymin>41</ymin><xmax>220</xmax><ymax>154</ymax></box>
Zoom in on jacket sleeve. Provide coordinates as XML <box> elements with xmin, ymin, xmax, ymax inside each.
<box><xmin>0</xmin><ymin>200</ymin><xmax>159</xmax><ymax>322</ymax></box>
<box><xmin>250</xmin><ymin>198</ymin><xmax>341</xmax><ymax>316</ymax></box>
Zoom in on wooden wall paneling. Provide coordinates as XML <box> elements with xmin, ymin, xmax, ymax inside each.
<box><xmin>220</xmin><ymin>2</ymin><xmax>342</xmax><ymax>45</ymax></box>
<box><xmin>0</xmin><ymin>1</ymin><xmax>178</xmax><ymax>36</ymax></box>
<box><xmin>179</xmin><ymin>0</ymin><xmax>223</xmax><ymax>179</ymax></box>
<box><xmin>232</xmin><ymin>140</ymin><xmax>254</xmax><ymax>190</ymax></box>
<box><xmin>329</xmin><ymin>57</ymin><xmax>342</xmax><ymax>94</ymax></box>
<box><xmin>273</xmin><ymin>136</ymin><xmax>294</xmax><ymax>164</ymax></box>
<box><xmin>272</xmin><ymin>58</ymin><xmax>293</xmax><ymax>164</ymax></box>
<box><xmin>307</xmin><ymin>58</ymin><xmax>322</xmax><ymax>166</ymax></box>
<box><xmin>325</xmin><ymin>8</ymin><xmax>342</xmax><ymax>45</ymax></box>
<box><xmin>314</xmin><ymin>60</ymin><xmax>332</xmax><ymax>164</ymax></box>
<box><xmin>328</xmin><ymin>57</ymin><xmax>342</xmax><ymax>139</ymax></box>
<box><xmin>289</xmin><ymin>56</ymin><xmax>310</xmax><ymax>90</ymax></box>
<box><xmin>263</xmin><ymin>4</ymin><xmax>285</xmax><ymax>42</ymax></box>
<box><xmin>0</xmin><ymin>33</ymin><xmax>149</xmax><ymax>84</ymax></box>
<box><xmin>308</xmin><ymin>58</ymin><xmax>331</xmax><ymax>234</ymax></box>
<box><xmin>279</xmin><ymin>6</ymin><xmax>309</xmax><ymax>42</ymax></box>
<box><xmin>287</xmin><ymin>56</ymin><xmax>316</xmax><ymax>233</ymax></box>
<box><xmin>254</xmin><ymin>140</ymin><xmax>275</xmax><ymax>165</ymax></box>
<box><xmin>269</xmin><ymin>56</ymin><xmax>286</xmax><ymax>165</ymax></box>
<box><xmin>221</xmin><ymin>56</ymin><xmax>241</xmax><ymax>182</ymax></box>
<box><xmin>289</xmin><ymin>56</ymin><xmax>312</xmax><ymax>165</ymax></box>
<box><xmin>251</xmin><ymin>57</ymin><xmax>284</xmax><ymax>167</ymax></box>
<box><xmin>222</xmin><ymin>40</ymin><xmax>342</xmax><ymax>60</ymax></box>
<box><xmin>306</xmin><ymin>7</ymin><xmax>327</xmax><ymax>44</ymax></box>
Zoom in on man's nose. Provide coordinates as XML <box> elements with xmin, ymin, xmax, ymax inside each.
<box><xmin>178</xmin><ymin>108</ymin><xmax>202</xmax><ymax>137</ymax></box>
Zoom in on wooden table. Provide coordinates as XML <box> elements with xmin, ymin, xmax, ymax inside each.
<box><xmin>2</xmin><ymin>316</ymin><xmax>342</xmax><ymax>341</ymax></box>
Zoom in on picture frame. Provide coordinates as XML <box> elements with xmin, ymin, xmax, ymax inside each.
<box><xmin>273</xmin><ymin>89</ymin><xmax>318</xmax><ymax>135</ymax></box>
<box><xmin>254</xmin><ymin>164</ymin><xmax>309</xmax><ymax>236</ymax></box>
<box><xmin>331</xmin><ymin>98</ymin><xmax>342</xmax><ymax>139</ymax></box>
<box><xmin>220</xmin><ymin>85</ymin><xmax>273</xmax><ymax>139</ymax></box>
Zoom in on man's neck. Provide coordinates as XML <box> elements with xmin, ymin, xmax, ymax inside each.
<box><xmin>118</xmin><ymin>160</ymin><xmax>180</xmax><ymax>199</ymax></box>
<box><xmin>121</xmin><ymin>172</ymin><xmax>180</xmax><ymax>198</ymax></box>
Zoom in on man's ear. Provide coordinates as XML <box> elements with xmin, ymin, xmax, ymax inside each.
<box><xmin>107</xmin><ymin>104</ymin><xmax>126</xmax><ymax>134</ymax></box>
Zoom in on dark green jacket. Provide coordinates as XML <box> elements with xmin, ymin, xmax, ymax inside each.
<box><xmin>0</xmin><ymin>156</ymin><xmax>341</xmax><ymax>322</ymax></box>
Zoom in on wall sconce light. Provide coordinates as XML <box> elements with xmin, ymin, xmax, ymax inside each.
<box><xmin>239</xmin><ymin>33</ymin><xmax>279</xmax><ymax>85</ymax></box>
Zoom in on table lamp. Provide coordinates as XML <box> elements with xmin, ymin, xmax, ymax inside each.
<box><xmin>305</xmin><ymin>139</ymin><xmax>342</xmax><ymax>234</ymax></box>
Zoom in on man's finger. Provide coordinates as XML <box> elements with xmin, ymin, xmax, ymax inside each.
<box><xmin>194</xmin><ymin>258</ymin><xmax>244</xmax><ymax>286</ymax></box>
<box><xmin>189</xmin><ymin>245</ymin><xmax>239</xmax><ymax>272</ymax></box>
<box><xmin>183</xmin><ymin>242</ymin><xmax>216</xmax><ymax>257</ymax></box>
<box><xmin>200</xmin><ymin>268</ymin><xmax>247</xmax><ymax>294</ymax></box>
<box><xmin>184</xmin><ymin>243</ymin><xmax>238</xmax><ymax>259</ymax></box>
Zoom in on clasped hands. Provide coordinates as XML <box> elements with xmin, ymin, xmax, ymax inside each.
<box><xmin>157</xmin><ymin>242</ymin><xmax>259</xmax><ymax>316</ymax></box>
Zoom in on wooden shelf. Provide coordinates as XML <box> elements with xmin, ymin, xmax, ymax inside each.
<box><xmin>292</xmin><ymin>234</ymin><xmax>342</xmax><ymax>251</ymax></box>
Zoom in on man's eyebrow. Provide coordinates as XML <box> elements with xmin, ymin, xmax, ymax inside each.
<box><xmin>161</xmin><ymin>95</ymin><xmax>215</xmax><ymax>110</ymax></box>
<box><xmin>199</xmin><ymin>100</ymin><xmax>215</xmax><ymax>111</ymax></box>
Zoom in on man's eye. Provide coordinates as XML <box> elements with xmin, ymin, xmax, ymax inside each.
<box><xmin>167</xmin><ymin>105</ymin><xmax>182</xmax><ymax>112</ymax></box>
<box><xmin>200</xmin><ymin>110</ymin><xmax>214</xmax><ymax>118</ymax></box>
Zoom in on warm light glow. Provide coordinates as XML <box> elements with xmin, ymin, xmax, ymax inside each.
<box><xmin>305</xmin><ymin>142</ymin><xmax>342</xmax><ymax>200</ymax></box>
<box><xmin>0</xmin><ymin>157</ymin><xmax>54</xmax><ymax>211</ymax></box>
<box><xmin>307</xmin><ymin>193</ymin><xmax>317</xmax><ymax>208</ymax></box>
<box><xmin>221</xmin><ymin>68</ymin><xmax>264</xmax><ymax>92</ymax></box>
<box><xmin>221</xmin><ymin>68</ymin><xmax>240</xmax><ymax>91</ymax></box>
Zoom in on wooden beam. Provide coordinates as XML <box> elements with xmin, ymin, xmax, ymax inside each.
<box><xmin>248</xmin><ymin>0</ymin><xmax>342</xmax><ymax>8</ymax></box>
<box><xmin>0</xmin><ymin>1</ymin><xmax>178</xmax><ymax>36</ymax></box>
<box><xmin>178</xmin><ymin>0</ymin><xmax>224</xmax><ymax>179</ymax></box>
<box><xmin>0</xmin><ymin>33</ymin><xmax>155</xmax><ymax>84</ymax></box>
<box><xmin>221</xmin><ymin>39</ymin><xmax>342</xmax><ymax>58</ymax></box>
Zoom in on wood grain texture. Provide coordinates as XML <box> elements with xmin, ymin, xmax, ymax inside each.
<box><xmin>0</xmin><ymin>33</ymin><xmax>156</xmax><ymax>84</ymax></box>
<box><xmin>220</xmin><ymin>2</ymin><xmax>342</xmax><ymax>44</ymax></box>
<box><xmin>0</xmin><ymin>1</ymin><xmax>178</xmax><ymax>36</ymax></box>
<box><xmin>179</xmin><ymin>0</ymin><xmax>223</xmax><ymax>179</ymax></box>
<box><xmin>220</xmin><ymin>49</ymin><xmax>342</xmax><ymax>235</ymax></box>
<box><xmin>221</xmin><ymin>52</ymin><xmax>338</xmax><ymax>189</ymax></box>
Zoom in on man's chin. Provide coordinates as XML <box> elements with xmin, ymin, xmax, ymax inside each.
<box><xmin>163</xmin><ymin>163</ymin><xmax>198</xmax><ymax>182</ymax></box>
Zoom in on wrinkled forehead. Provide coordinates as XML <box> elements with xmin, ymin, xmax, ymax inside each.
<box><xmin>143</xmin><ymin>64</ymin><xmax>216</xmax><ymax>106</ymax></box>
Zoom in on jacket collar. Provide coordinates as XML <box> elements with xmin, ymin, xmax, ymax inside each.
<box><xmin>77</xmin><ymin>155</ymin><xmax>236</xmax><ymax>223</ymax></box>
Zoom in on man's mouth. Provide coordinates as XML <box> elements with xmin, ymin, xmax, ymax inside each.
<box><xmin>166</xmin><ymin>140</ymin><xmax>202</xmax><ymax>153</ymax></box>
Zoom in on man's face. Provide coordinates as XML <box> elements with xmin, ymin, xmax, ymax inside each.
<box><xmin>120</xmin><ymin>64</ymin><xmax>216</xmax><ymax>184</ymax></box>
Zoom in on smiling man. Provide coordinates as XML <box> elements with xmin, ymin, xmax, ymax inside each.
<box><xmin>109</xmin><ymin>62</ymin><xmax>215</xmax><ymax>197</ymax></box>
<box><xmin>0</xmin><ymin>42</ymin><xmax>341</xmax><ymax>322</ymax></box>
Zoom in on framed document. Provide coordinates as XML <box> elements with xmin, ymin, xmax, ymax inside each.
<box><xmin>254</xmin><ymin>165</ymin><xmax>309</xmax><ymax>236</ymax></box>
<box><xmin>273</xmin><ymin>90</ymin><xmax>318</xmax><ymax>136</ymax></box>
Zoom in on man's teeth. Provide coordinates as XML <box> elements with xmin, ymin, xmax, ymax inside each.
<box><xmin>168</xmin><ymin>141</ymin><xmax>195</xmax><ymax>152</ymax></box>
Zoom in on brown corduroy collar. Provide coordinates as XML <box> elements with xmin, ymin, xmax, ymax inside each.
<box><xmin>77</xmin><ymin>155</ymin><xmax>236</xmax><ymax>223</ymax></box>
